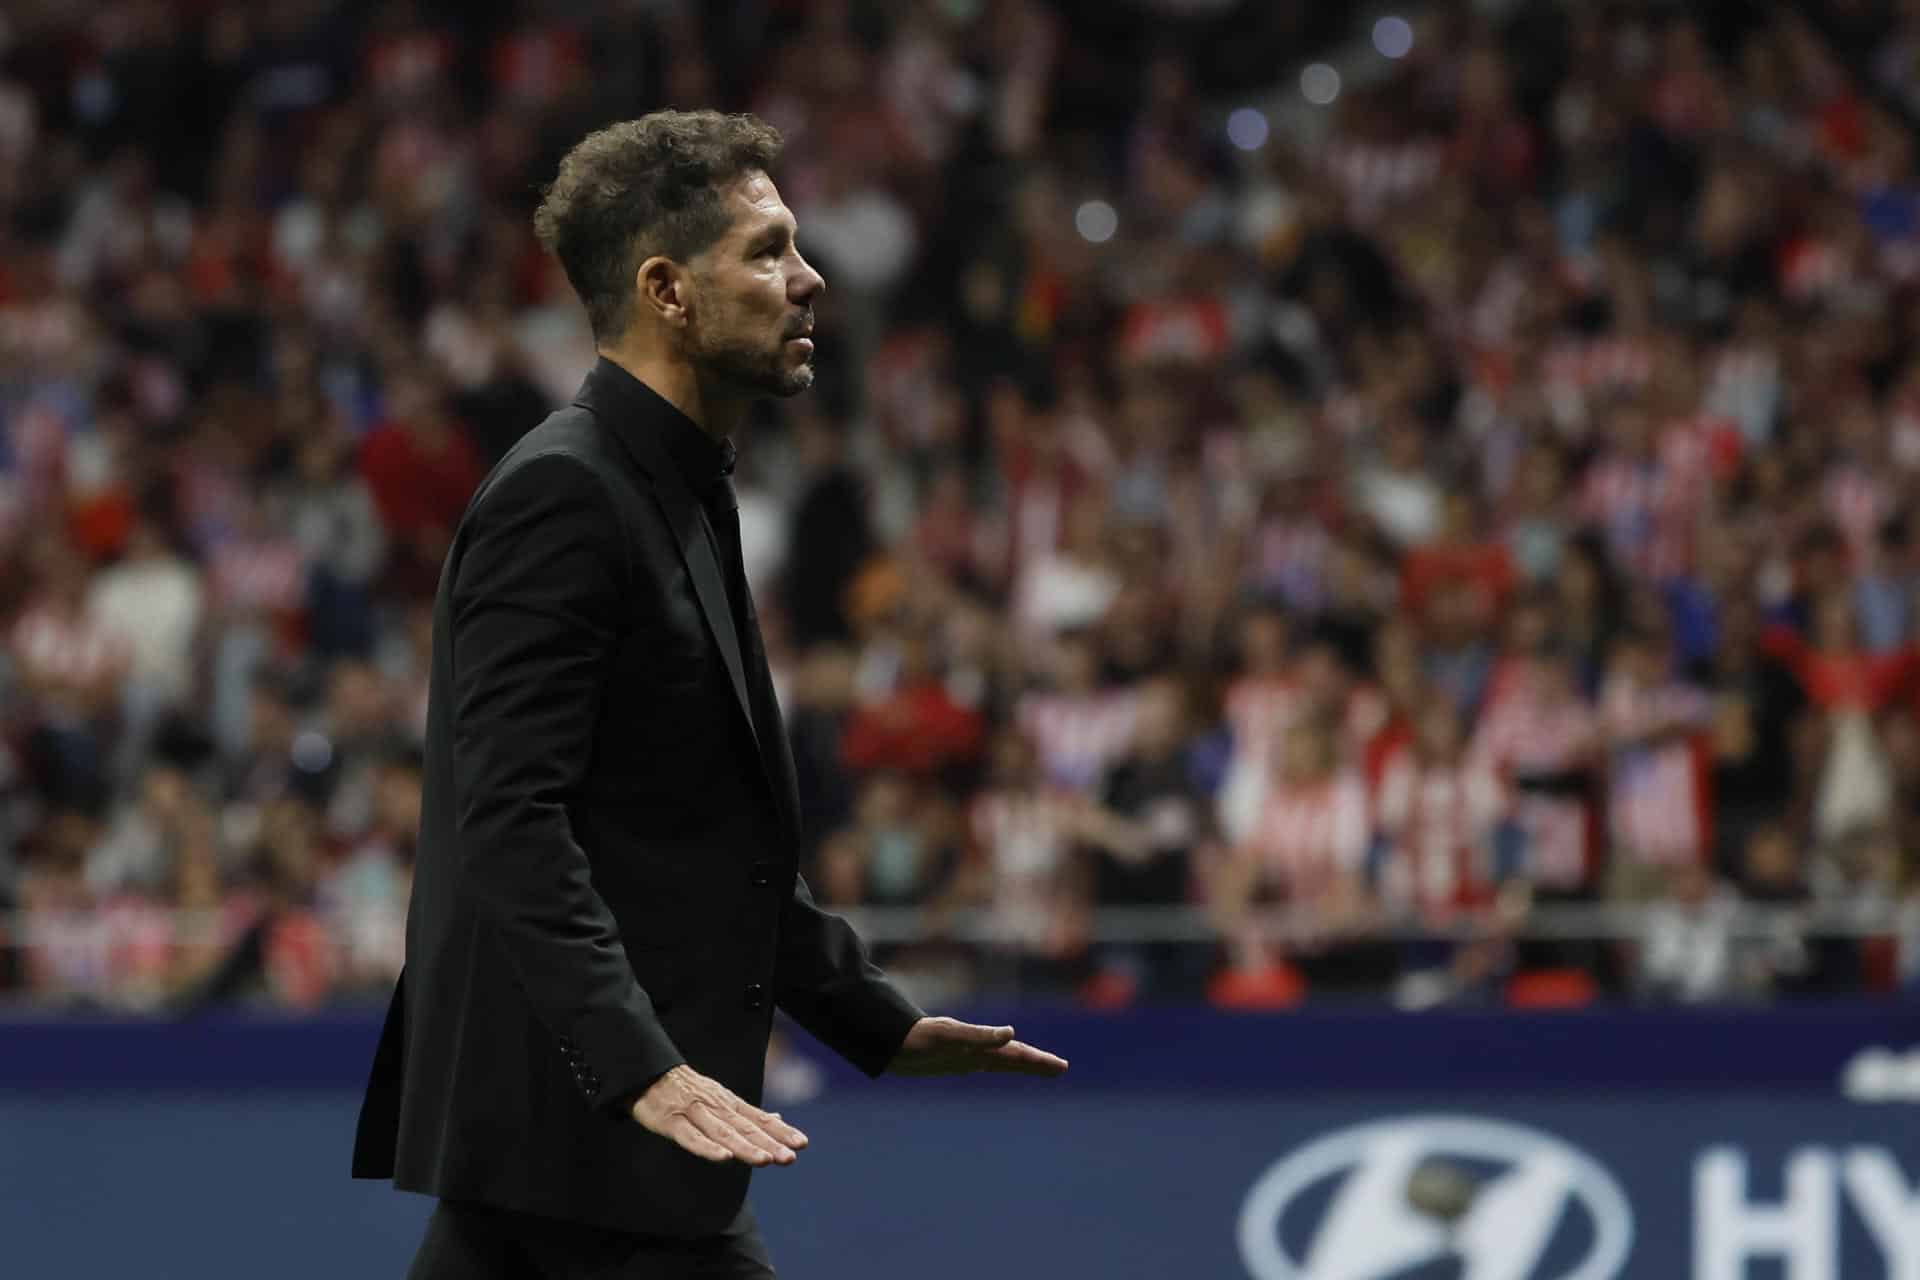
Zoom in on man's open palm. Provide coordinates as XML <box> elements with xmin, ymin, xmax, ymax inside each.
<box><xmin>885</xmin><ymin>1016</ymin><xmax>1070</xmax><ymax>1078</ymax></box>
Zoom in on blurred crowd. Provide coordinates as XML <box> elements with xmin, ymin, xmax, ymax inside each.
<box><xmin>2</xmin><ymin>0</ymin><xmax>1920</xmax><ymax>1014</ymax></box>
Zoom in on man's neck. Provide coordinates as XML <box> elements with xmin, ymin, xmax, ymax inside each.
<box><xmin>599</xmin><ymin>344</ymin><xmax>747</xmax><ymax>441</ymax></box>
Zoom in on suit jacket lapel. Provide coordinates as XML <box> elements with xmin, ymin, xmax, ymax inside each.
<box><xmin>653</xmin><ymin>478</ymin><xmax>762</xmax><ymax>760</ymax></box>
<box><xmin>573</xmin><ymin>365</ymin><xmax>761</xmax><ymax>764</ymax></box>
<box><xmin>659</xmin><ymin>482</ymin><xmax>809</xmax><ymax>842</ymax></box>
<box><xmin>738</xmin><ymin>586</ymin><xmax>803</xmax><ymax>838</ymax></box>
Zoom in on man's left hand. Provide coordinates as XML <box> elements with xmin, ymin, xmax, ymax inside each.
<box><xmin>886</xmin><ymin>1016</ymin><xmax>1069</xmax><ymax>1078</ymax></box>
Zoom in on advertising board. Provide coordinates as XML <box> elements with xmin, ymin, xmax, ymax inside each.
<box><xmin>1</xmin><ymin>1006</ymin><xmax>1913</xmax><ymax>1278</ymax></box>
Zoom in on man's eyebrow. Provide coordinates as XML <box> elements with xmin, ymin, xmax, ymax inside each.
<box><xmin>747</xmin><ymin>221</ymin><xmax>795</xmax><ymax>252</ymax></box>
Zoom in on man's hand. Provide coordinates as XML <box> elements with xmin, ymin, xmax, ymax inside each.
<box><xmin>629</xmin><ymin>1064</ymin><xmax>810</xmax><ymax>1166</ymax></box>
<box><xmin>885</xmin><ymin>1016</ymin><xmax>1070</xmax><ymax>1078</ymax></box>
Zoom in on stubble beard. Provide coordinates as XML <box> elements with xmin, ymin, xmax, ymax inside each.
<box><xmin>690</xmin><ymin>317</ymin><xmax>814</xmax><ymax>399</ymax></box>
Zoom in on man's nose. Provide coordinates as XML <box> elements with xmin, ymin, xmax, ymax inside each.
<box><xmin>792</xmin><ymin>253</ymin><xmax>826</xmax><ymax>301</ymax></box>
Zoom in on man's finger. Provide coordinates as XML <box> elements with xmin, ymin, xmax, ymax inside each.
<box><xmin>664</xmin><ymin>1115</ymin><xmax>734</xmax><ymax>1163</ymax></box>
<box><xmin>689</xmin><ymin>1101</ymin><xmax>794</xmax><ymax>1165</ymax></box>
<box><xmin>769</xmin><ymin>1112</ymin><xmax>809</xmax><ymax>1148</ymax></box>
<box><xmin>685</xmin><ymin>1104</ymin><xmax>759</xmax><ymax>1163</ymax></box>
<box><xmin>947</xmin><ymin>1021</ymin><xmax>1017</xmax><ymax>1045</ymax></box>
<box><xmin>735</xmin><ymin>1102</ymin><xmax>810</xmax><ymax>1150</ymax></box>
<box><xmin>708</xmin><ymin>1112</ymin><xmax>789</xmax><ymax>1165</ymax></box>
<box><xmin>696</xmin><ymin>1082</ymin><xmax>807</xmax><ymax>1155</ymax></box>
<box><xmin>723</xmin><ymin>1094</ymin><xmax>810</xmax><ymax>1149</ymax></box>
<box><xmin>981</xmin><ymin>1041</ymin><xmax>1070</xmax><ymax>1076</ymax></box>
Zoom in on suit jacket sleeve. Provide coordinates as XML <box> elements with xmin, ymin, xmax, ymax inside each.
<box><xmin>449</xmin><ymin>452</ymin><xmax>685</xmax><ymax>1113</ymax></box>
<box><xmin>774</xmin><ymin>873</ymin><xmax>925</xmax><ymax>1077</ymax></box>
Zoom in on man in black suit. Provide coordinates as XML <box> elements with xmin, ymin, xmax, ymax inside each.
<box><xmin>352</xmin><ymin>110</ymin><xmax>1068</xmax><ymax>1279</ymax></box>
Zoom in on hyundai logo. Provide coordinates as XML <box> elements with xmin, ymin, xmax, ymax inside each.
<box><xmin>1238</xmin><ymin>1115</ymin><xmax>1635</xmax><ymax>1280</ymax></box>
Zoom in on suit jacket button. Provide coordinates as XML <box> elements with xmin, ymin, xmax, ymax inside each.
<box><xmin>751</xmin><ymin>861</ymin><xmax>773</xmax><ymax>887</ymax></box>
<box><xmin>743</xmin><ymin>983</ymin><xmax>766</xmax><ymax>1009</ymax></box>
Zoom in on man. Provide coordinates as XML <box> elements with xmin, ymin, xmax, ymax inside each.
<box><xmin>352</xmin><ymin>111</ymin><xmax>1068</xmax><ymax>1279</ymax></box>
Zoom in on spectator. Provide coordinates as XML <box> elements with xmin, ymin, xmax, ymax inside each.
<box><xmin>11</xmin><ymin>536</ymin><xmax>130</xmax><ymax>811</ymax></box>
<box><xmin>1703</xmin><ymin>599</ymin><xmax>1804</xmax><ymax>876</ymax></box>
<box><xmin>781</xmin><ymin>410</ymin><xmax>875</xmax><ymax>650</ymax></box>
<box><xmin>1353</xmin><ymin>420</ymin><xmax>1442</xmax><ymax>549</ymax></box>
<box><xmin>1375</xmin><ymin>698</ymin><xmax>1507</xmax><ymax>923</ymax></box>
<box><xmin>1475</xmin><ymin>649</ymin><xmax>1602</xmax><ymax>894</ymax></box>
<box><xmin>1636</xmin><ymin>861</ymin><xmax>1742</xmax><ymax>1003</ymax></box>
<box><xmin>1218</xmin><ymin>603</ymin><xmax>1298</xmax><ymax>844</ymax></box>
<box><xmin>88</xmin><ymin>511</ymin><xmax>203</xmax><ymax>781</ymax></box>
<box><xmin>1216</xmin><ymin>715</ymin><xmax>1374</xmax><ymax>981</ymax></box>
<box><xmin>1763</xmin><ymin>591</ymin><xmax>1917</xmax><ymax>850</ymax></box>
<box><xmin>86</xmin><ymin>763</ymin><xmax>193</xmax><ymax>897</ymax></box>
<box><xmin>840</xmin><ymin>628</ymin><xmax>986</xmax><ymax>781</ymax></box>
<box><xmin>16</xmin><ymin>811</ymin><xmax>106</xmax><ymax>1004</ymax></box>
<box><xmin>1012</xmin><ymin>490</ymin><xmax>1123</xmax><ymax>638</ymax></box>
<box><xmin>959</xmin><ymin>730</ymin><xmax>1083</xmax><ymax>990</ymax></box>
<box><xmin>1072</xmin><ymin>674</ymin><xmax>1211</xmax><ymax>999</ymax></box>
<box><xmin>319</xmin><ymin>749</ymin><xmax>417</xmax><ymax>998</ymax></box>
<box><xmin>1400</xmin><ymin>490</ymin><xmax>1515</xmax><ymax>634</ymax></box>
<box><xmin>834</xmin><ymin>773</ymin><xmax>956</xmax><ymax>910</ymax></box>
<box><xmin>1015</xmin><ymin>629</ymin><xmax>1138</xmax><ymax>794</ymax></box>
<box><xmin>269</xmin><ymin>428</ymin><xmax>387</xmax><ymax>659</ymax></box>
<box><xmin>357</xmin><ymin>368</ymin><xmax>485</xmax><ymax>596</ymax></box>
<box><xmin>1600</xmin><ymin>628</ymin><xmax>1715</xmax><ymax>899</ymax></box>
<box><xmin>315</xmin><ymin>660</ymin><xmax>398</xmax><ymax>843</ymax></box>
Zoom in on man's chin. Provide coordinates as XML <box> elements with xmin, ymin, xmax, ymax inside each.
<box><xmin>755</xmin><ymin>358</ymin><xmax>815</xmax><ymax>398</ymax></box>
<box><xmin>707</xmin><ymin>357</ymin><xmax>814</xmax><ymax>399</ymax></box>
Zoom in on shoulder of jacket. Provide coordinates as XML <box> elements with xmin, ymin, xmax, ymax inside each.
<box><xmin>498</xmin><ymin>407</ymin><xmax>608</xmax><ymax>470</ymax></box>
<box><xmin>452</xmin><ymin>442</ymin><xmax>634</xmax><ymax>593</ymax></box>
<box><xmin>469</xmin><ymin>408</ymin><xmax>614</xmax><ymax>501</ymax></box>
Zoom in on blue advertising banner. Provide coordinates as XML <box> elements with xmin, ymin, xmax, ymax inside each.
<box><xmin>2</xmin><ymin>1005</ymin><xmax>1916</xmax><ymax>1279</ymax></box>
<box><xmin>760</xmin><ymin>1095</ymin><xmax>1920</xmax><ymax>1280</ymax></box>
<box><xmin>2</xmin><ymin>1091</ymin><xmax>1915</xmax><ymax>1279</ymax></box>
<box><xmin>4</xmin><ymin>1001</ymin><xmax>1914</xmax><ymax>1092</ymax></box>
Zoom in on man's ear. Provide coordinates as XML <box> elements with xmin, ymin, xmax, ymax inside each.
<box><xmin>636</xmin><ymin>256</ymin><xmax>689</xmax><ymax>328</ymax></box>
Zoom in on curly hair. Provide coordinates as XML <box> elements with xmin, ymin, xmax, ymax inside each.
<box><xmin>533</xmin><ymin>110</ymin><xmax>784</xmax><ymax>342</ymax></box>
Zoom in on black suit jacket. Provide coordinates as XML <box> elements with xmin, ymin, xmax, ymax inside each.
<box><xmin>351</xmin><ymin>358</ymin><xmax>923</xmax><ymax>1237</ymax></box>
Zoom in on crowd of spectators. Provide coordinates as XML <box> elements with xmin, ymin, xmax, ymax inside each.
<box><xmin>2</xmin><ymin>0</ymin><xmax>1919</xmax><ymax>1014</ymax></box>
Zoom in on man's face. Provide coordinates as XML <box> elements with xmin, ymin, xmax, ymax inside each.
<box><xmin>684</xmin><ymin>171</ymin><xmax>824</xmax><ymax>398</ymax></box>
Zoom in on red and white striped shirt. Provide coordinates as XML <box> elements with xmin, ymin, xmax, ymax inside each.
<box><xmin>1601</xmin><ymin>675</ymin><xmax>1712</xmax><ymax>869</ymax></box>
<box><xmin>209</xmin><ymin>537</ymin><xmax>308</xmax><ymax>615</ymax></box>
<box><xmin>1225</xmin><ymin>676</ymin><xmax>1310</xmax><ymax>770</ymax></box>
<box><xmin>1227</xmin><ymin>677</ymin><xmax>1384</xmax><ymax>768</ymax></box>
<box><xmin>1580</xmin><ymin>415</ymin><xmax>1740</xmax><ymax>581</ymax></box>
<box><xmin>10</xmin><ymin>601</ymin><xmax>128</xmax><ymax>713</ymax></box>
<box><xmin>969</xmin><ymin>785</ymin><xmax>1081</xmax><ymax>948</ymax></box>
<box><xmin>1241</xmin><ymin>772</ymin><xmax>1370</xmax><ymax>903</ymax></box>
<box><xmin>1473</xmin><ymin>671</ymin><xmax>1599</xmax><ymax>889</ymax></box>
<box><xmin>1218</xmin><ymin>675</ymin><xmax>1309</xmax><ymax>843</ymax></box>
<box><xmin>1541</xmin><ymin>335</ymin><xmax>1655</xmax><ymax>406</ymax></box>
<box><xmin>1824</xmin><ymin>462</ymin><xmax>1889</xmax><ymax>566</ymax></box>
<box><xmin>20</xmin><ymin>904</ymin><xmax>109</xmax><ymax>996</ymax></box>
<box><xmin>1016</xmin><ymin>690</ymin><xmax>1139</xmax><ymax>793</ymax></box>
<box><xmin>1374</xmin><ymin>747</ymin><xmax>1504</xmax><ymax>915</ymax></box>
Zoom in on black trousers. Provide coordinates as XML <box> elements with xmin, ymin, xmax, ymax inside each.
<box><xmin>407</xmin><ymin>1199</ymin><xmax>776</xmax><ymax>1280</ymax></box>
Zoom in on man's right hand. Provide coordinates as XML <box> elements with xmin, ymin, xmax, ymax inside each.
<box><xmin>629</xmin><ymin>1064</ymin><xmax>808</xmax><ymax>1167</ymax></box>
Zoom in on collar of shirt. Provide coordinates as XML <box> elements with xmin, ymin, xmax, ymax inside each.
<box><xmin>588</xmin><ymin>356</ymin><xmax>735</xmax><ymax>495</ymax></box>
